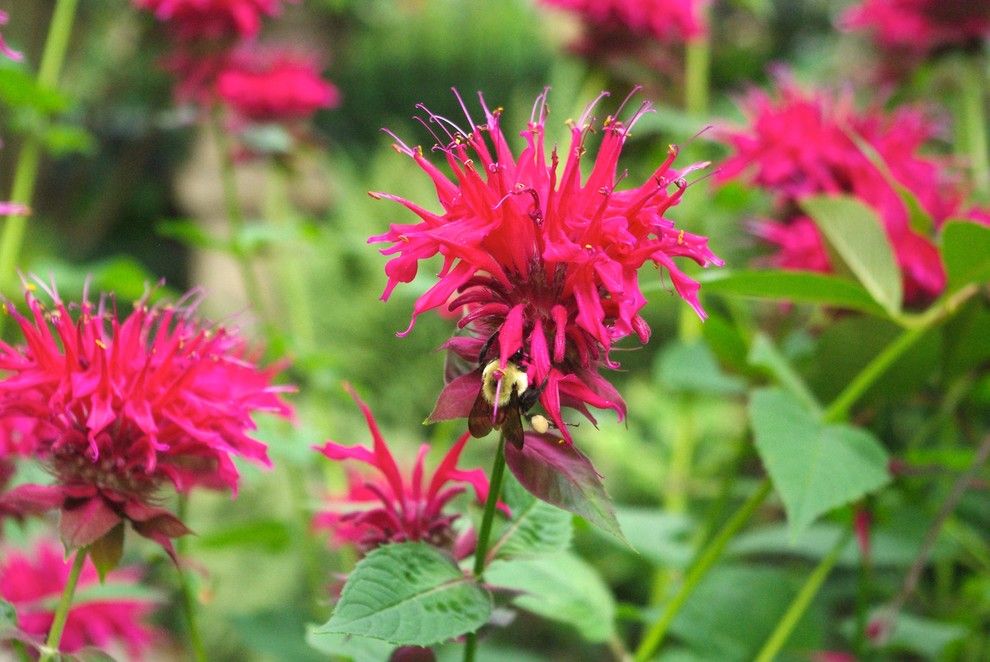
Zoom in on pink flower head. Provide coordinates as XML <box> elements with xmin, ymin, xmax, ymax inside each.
<box><xmin>0</xmin><ymin>282</ymin><xmax>293</xmax><ymax>556</ymax></box>
<box><xmin>217</xmin><ymin>48</ymin><xmax>340</xmax><ymax>123</ymax></box>
<box><xmin>314</xmin><ymin>386</ymin><xmax>495</xmax><ymax>553</ymax></box>
<box><xmin>540</xmin><ymin>0</ymin><xmax>709</xmax><ymax>44</ymax></box>
<box><xmin>134</xmin><ymin>0</ymin><xmax>290</xmax><ymax>41</ymax></box>
<box><xmin>0</xmin><ymin>538</ymin><xmax>160</xmax><ymax>658</ymax></box>
<box><xmin>0</xmin><ymin>10</ymin><xmax>22</xmax><ymax>62</ymax></box>
<box><xmin>371</xmin><ymin>89</ymin><xmax>722</xmax><ymax>442</ymax></box>
<box><xmin>0</xmin><ymin>202</ymin><xmax>30</xmax><ymax>217</ymax></box>
<box><xmin>719</xmin><ymin>73</ymin><xmax>987</xmax><ymax>302</ymax></box>
<box><xmin>842</xmin><ymin>0</ymin><xmax>990</xmax><ymax>55</ymax></box>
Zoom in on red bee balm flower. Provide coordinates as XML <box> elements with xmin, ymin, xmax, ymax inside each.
<box><xmin>719</xmin><ymin>74</ymin><xmax>989</xmax><ymax>302</ymax></box>
<box><xmin>0</xmin><ymin>539</ymin><xmax>160</xmax><ymax>658</ymax></box>
<box><xmin>314</xmin><ymin>387</ymin><xmax>494</xmax><ymax>553</ymax></box>
<box><xmin>134</xmin><ymin>0</ymin><xmax>290</xmax><ymax>41</ymax></box>
<box><xmin>842</xmin><ymin>0</ymin><xmax>990</xmax><ymax>55</ymax></box>
<box><xmin>0</xmin><ymin>285</ymin><xmax>293</xmax><ymax>557</ymax></box>
<box><xmin>217</xmin><ymin>49</ymin><xmax>340</xmax><ymax>123</ymax></box>
<box><xmin>540</xmin><ymin>0</ymin><xmax>709</xmax><ymax>43</ymax></box>
<box><xmin>371</xmin><ymin>90</ymin><xmax>722</xmax><ymax>442</ymax></box>
<box><xmin>0</xmin><ymin>10</ymin><xmax>21</xmax><ymax>62</ymax></box>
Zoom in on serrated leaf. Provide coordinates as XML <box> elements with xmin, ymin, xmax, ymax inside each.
<box><xmin>316</xmin><ymin>542</ymin><xmax>491</xmax><ymax>647</ymax></box>
<box><xmin>486</xmin><ymin>552</ymin><xmax>615</xmax><ymax>643</ymax></box>
<box><xmin>697</xmin><ymin>269</ymin><xmax>886</xmax><ymax>316</ymax></box>
<box><xmin>305</xmin><ymin>625</ymin><xmax>395</xmax><ymax>661</ymax></box>
<box><xmin>942</xmin><ymin>220</ymin><xmax>990</xmax><ymax>293</ymax></box>
<box><xmin>656</xmin><ymin>341</ymin><xmax>746</xmax><ymax>396</ymax></box>
<box><xmin>505</xmin><ymin>433</ymin><xmax>626</xmax><ymax>544</ymax></box>
<box><xmin>488</xmin><ymin>474</ymin><xmax>572</xmax><ymax>559</ymax></box>
<box><xmin>801</xmin><ymin>195</ymin><xmax>903</xmax><ymax>315</ymax></box>
<box><xmin>749</xmin><ymin>388</ymin><xmax>891</xmax><ymax>537</ymax></box>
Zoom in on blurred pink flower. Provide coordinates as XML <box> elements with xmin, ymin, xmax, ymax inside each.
<box><xmin>135</xmin><ymin>0</ymin><xmax>291</xmax><ymax>40</ymax></box>
<box><xmin>371</xmin><ymin>89</ymin><xmax>721</xmax><ymax>443</ymax></box>
<box><xmin>719</xmin><ymin>73</ymin><xmax>988</xmax><ymax>302</ymax></box>
<box><xmin>541</xmin><ymin>0</ymin><xmax>709</xmax><ymax>43</ymax></box>
<box><xmin>0</xmin><ymin>202</ymin><xmax>29</xmax><ymax>217</ymax></box>
<box><xmin>0</xmin><ymin>283</ymin><xmax>293</xmax><ymax>556</ymax></box>
<box><xmin>0</xmin><ymin>10</ymin><xmax>22</xmax><ymax>62</ymax></box>
<box><xmin>217</xmin><ymin>49</ymin><xmax>340</xmax><ymax>123</ymax></box>
<box><xmin>0</xmin><ymin>538</ymin><xmax>160</xmax><ymax>658</ymax></box>
<box><xmin>842</xmin><ymin>0</ymin><xmax>990</xmax><ymax>55</ymax></box>
<box><xmin>314</xmin><ymin>386</ymin><xmax>493</xmax><ymax>553</ymax></box>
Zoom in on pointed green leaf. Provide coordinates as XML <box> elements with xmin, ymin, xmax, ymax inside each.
<box><xmin>89</xmin><ymin>522</ymin><xmax>125</xmax><ymax>582</ymax></box>
<box><xmin>657</xmin><ymin>341</ymin><xmax>746</xmax><ymax>396</ymax></box>
<box><xmin>697</xmin><ymin>269</ymin><xmax>886</xmax><ymax>316</ymax></box>
<box><xmin>801</xmin><ymin>195</ymin><xmax>903</xmax><ymax>315</ymax></box>
<box><xmin>749</xmin><ymin>388</ymin><xmax>891</xmax><ymax>537</ymax></box>
<box><xmin>305</xmin><ymin>625</ymin><xmax>395</xmax><ymax>661</ymax></box>
<box><xmin>486</xmin><ymin>552</ymin><xmax>616</xmax><ymax>643</ymax></box>
<box><xmin>942</xmin><ymin>220</ymin><xmax>990</xmax><ymax>293</ymax></box>
<box><xmin>489</xmin><ymin>474</ymin><xmax>572</xmax><ymax>560</ymax></box>
<box><xmin>316</xmin><ymin>542</ymin><xmax>491</xmax><ymax>647</ymax></box>
<box><xmin>747</xmin><ymin>334</ymin><xmax>820</xmax><ymax>413</ymax></box>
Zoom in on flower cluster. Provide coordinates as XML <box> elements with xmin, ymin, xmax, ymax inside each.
<box><xmin>0</xmin><ymin>284</ymin><xmax>292</xmax><ymax>556</ymax></box>
<box><xmin>719</xmin><ymin>73</ymin><xmax>988</xmax><ymax>301</ymax></box>
<box><xmin>541</xmin><ymin>0</ymin><xmax>709</xmax><ymax>44</ymax></box>
<box><xmin>314</xmin><ymin>387</ymin><xmax>493</xmax><ymax>554</ymax></box>
<box><xmin>0</xmin><ymin>538</ymin><xmax>160</xmax><ymax>658</ymax></box>
<box><xmin>135</xmin><ymin>0</ymin><xmax>289</xmax><ymax>41</ymax></box>
<box><xmin>217</xmin><ymin>49</ymin><xmax>340</xmax><ymax>123</ymax></box>
<box><xmin>0</xmin><ymin>10</ymin><xmax>21</xmax><ymax>62</ymax></box>
<box><xmin>842</xmin><ymin>0</ymin><xmax>990</xmax><ymax>56</ymax></box>
<box><xmin>371</xmin><ymin>90</ymin><xmax>721</xmax><ymax>443</ymax></box>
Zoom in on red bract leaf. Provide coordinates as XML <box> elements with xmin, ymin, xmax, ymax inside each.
<box><xmin>60</xmin><ymin>497</ymin><xmax>122</xmax><ymax>550</ymax></box>
<box><xmin>1</xmin><ymin>484</ymin><xmax>65</xmax><ymax>514</ymax></box>
<box><xmin>504</xmin><ymin>432</ymin><xmax>625</xmax><ymax>543</ymax></box>
<box><xmin>425</xmin><ymin>371</ymin><xmax>482</xmax><ymax>423</ymax></box>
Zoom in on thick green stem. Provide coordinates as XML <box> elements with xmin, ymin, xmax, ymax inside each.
<box><xmin>0</xmin><ymin>0</ymin><xmax>79</xmax><ymax>306</ymax></box>
<box><xmin>210</xmin><ymin>106</ymin><xmax>272</xmax><ymax>331</ymax></box>
<box><xmin>960</xmin><ymin>56</ymin><xmax>989</xmax><ymax>196</ymax></box>
<box><xmin>634</xmin><ymin>479</ymin><xmax>771</xmax><ymax>661</ymax></box>
<box><xmin>177</xmin><ymin>495</ymin><xmax>207</xmax><ymax>662</ymax></box>
<box><xmin>39</xmin><ymin>548</ymin><xmax>87</xmax><ymax>662</ymax></box>
<box><xmin>755</xmin><ymin>530</ymin><xmax>851</xmax><ymax>662</ymax></box>
<box><xmin>463</xmin><ymin>434</ymin><xmax>507</xmax><ymax>662</ymax></box>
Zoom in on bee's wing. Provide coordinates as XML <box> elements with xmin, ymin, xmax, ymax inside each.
<box><xmin>501</xmin><ymin>390</ymin><xmax>525</xmax><ymax>449</ymax></box>
<box><xmin>468</xmin><ymin>391</ymin><xmax>495</xmax><ymax>438</ymax></box>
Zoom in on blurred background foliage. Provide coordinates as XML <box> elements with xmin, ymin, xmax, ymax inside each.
<box><xmin>2</xmin><ymin>0</ymin><xmax>989</xmax><ymax>660</ymax></box>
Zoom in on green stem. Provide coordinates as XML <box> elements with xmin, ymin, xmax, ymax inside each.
<box><xmin>210</xmin><ymin>106</ymin><xmax>272</xmax><ymax>331</ymax></box>
<box><xmin>38</xmin><ymin>547</ymin><xmax>87</xmax><ymax>662</ymax></box>
<box><xmin>463</xmin><ymin>434</ymin><xmax>507</xmax><ymax>662</ymax></box>
<box><xmin>664</xmin><ymin>394</ymin><xmax>697</xmax><ymax>514</ymax></box>
<box><xmin>265</xmin><ymin>164</ymin><xmax>316</xmax><ymax>354</ymax></box>
<box><xmin>0</xmin><ymin>0</ymin><xmax>79</xmax><ymax>303</ymax></box>
<box><xmin>960</xmin><ymin>56</ymin><xmax>989</xmax><ymax>196</ymax></box>
<box><xmin>684</xmin><ymin>34</ymin><xmax>710</xmax><ymax>118</ymax></box>
<box><xmin>754</xmin><ymin>530</ymin><xmax>852</xmax><ymax>662</ymax></box>
<box><xmin>177</xmin><ymin>495</ymin><xmax>207</xmax><ymax>662</ymax></box>
<box><xmin>634</xmin><ymin>479</ymin><xmax>772</xmax><ymax>661</ymax></box>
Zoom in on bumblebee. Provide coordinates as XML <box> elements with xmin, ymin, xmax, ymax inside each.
<box><xmin>468</xmin><ymin>358</ymin><xmax>543</xmax><ymax>448</ymax></box>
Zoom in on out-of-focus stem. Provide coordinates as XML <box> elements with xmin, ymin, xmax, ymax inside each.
<box><xmin>684</xmin><ymin>35</ymin><xmax>710</xmax><ymax>118</ymax></box>
<box><xmin>177</xmin><ymin>495</ymin><xmax>207</xmax><ymax>662</ymax></box>
<box><xmin>463</xmin><ymin>434</ymin><xmax>507</xmax><ymax>662</ymax></box>
<box><xmin>209</xmin><ymin>106</ymin><xmax>272</xmax><ymax>331</ymax></box>
<box><xmin>0</xmin><ymin>0</ymin><xmax>79</xmax><ymax>313</ymax></box>
<box><xmin>38</xmin><ymin>548</ymin><xmax>87</xmax><ymax>662</ymax></box>
<box><xmin>960</xmin><ymin>56</ymin><xmax>989</xmax><ymax>196</ymax></box>
<box><xmin>754</xmin><ymin>530</ymin><xmax>851</xmax><ymax>662</ymax></box>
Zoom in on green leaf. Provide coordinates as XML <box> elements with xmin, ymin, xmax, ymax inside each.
<box><xmin>316</xmin><ymin>542</ymin><xmax>491</xmax><ymax>647</ymax></box>
<box><xmin>697</xmin><ymin>269</ymin><xmax>886</xmax><ymax>316</ymax></box>
<box><xmin>489</xmin><ymin>473</ymin><xmax>572</xmax><ymax>560</ymax></box>
<box><xmin>801</xmin><ymin>195</ymin><xmax>903</xmax><ymax>315</ymax></box>
<box><xmin>747</xmin><ymin>334</ymin><xmax>820</xmax><ymax>413</ymax></box>
<box><xmin>195</xmin><ymin>519</ymin><xmax>292</xmax><ymax>553</ymax></box>
<box><xmin>656</xmin><ymin>341</ymin><xmax>746</xmax><ymax>396</ymax></box>
<box><xmin>0</xmin><ymin>67</ymin><xmax>67</xmax><ymax>114</ymax></box>
<box><xmin>749</xmin><ymin>388</ymin><xmax>891</xmax><ymax>537</ymax></box>
<box><xmin>0</xmin><ymin>598</ymin><xmax>16</xmax><ymax>636</ymax></box>
<box><xmin>89</xmin><ymin>522</ymin><xmax>125</xmax><ymax>582</ymax></box>
<box><xmin>942</xmin><ymin>220</ymin><xmax>990</xmax><ymax>293</ymax></box>
<box><xmin>305</xmin><ymin>626</ymin><xmax>395</xmax><ymax>661</ymax></box>
<box><xmin>486</xmin><ymin>552</ymin><xmax>616</xmax><ymax>643</ymax></box>
<box><xmin>41</xmin><ymin>123</ymin><xmax>95</xmax><ymax>156</ymax></box>
<box><xmin>156</xmin><ymin>219</ymin><xmax>228</xmax><ymax>251</ymax></box>
<box><xmin>607</xmin><ymin>508</ymin><xmax>694</xmax><ymax>569</ymax></box>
